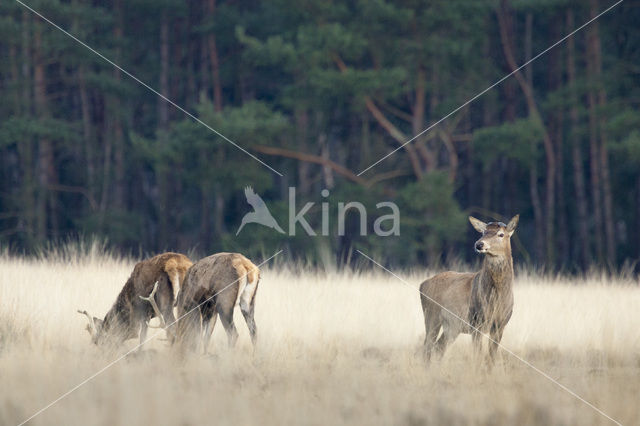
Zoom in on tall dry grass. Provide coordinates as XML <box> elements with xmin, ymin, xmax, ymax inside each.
<box><xmin>0</xmin><ymin>247</ymin><xmax>638</xmax><ymax>425</ymax></box>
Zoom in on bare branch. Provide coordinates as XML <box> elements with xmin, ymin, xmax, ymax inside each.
<box><xmin>253</xmin><ymin>145</ymin><xmax>367</xmax><ymax>186</ymax></box>
<box><xmin>439</xmin><ymin>128</ymin><xmax>459</xmax><ymax>183</ymax></box>
<box><xmin>252</xmin><ymin>145</ymin><xmax>409</xmax><ymax>189</ymax></box>
<box><xmin>332</xmin><ymin>53</ymin><xmax>423</xmax><ymax>179</ymax></box>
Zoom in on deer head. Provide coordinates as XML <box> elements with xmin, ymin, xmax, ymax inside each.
<box><xmin>469</xmin><ymin>215</ymin><xmax>519</xmax><ymax>257</ymax></box>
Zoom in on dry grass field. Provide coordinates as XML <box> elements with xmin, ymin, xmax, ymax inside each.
<box><xmin>1</xmin><ymin>247</ymin><xmax>639</xmax><ymax>425</ymax></box>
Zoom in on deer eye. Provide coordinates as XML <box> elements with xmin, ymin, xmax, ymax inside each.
<box><xmin>498</xmin><ymin>233</ymin><xmax>505</xmax><ymax>238</ymax></box>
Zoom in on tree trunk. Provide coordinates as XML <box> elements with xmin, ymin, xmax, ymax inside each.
<box><xmin>96</xmin><ymin>7</ymin><xmax>114</xmax><ymax>222</ymax></box>
<box><xmin>10</xmin><ymin>34</ymin><xmax>20</xmax><ymax>115</ymax></box>
<box><xmin>113</xmin><ymin>0</ymin><xmax>126</xmax><ymax>209</ymax></box>
<box><xmin>481</xmin><ymin>163</ymin><xmax>492</xmax><ymax>212</ymax></box>
<box><xmin>200</xmin><ymin>185</ymin><xmax>211</xmax><ymax>251</ymax></box>
<box><xmin>320</xmin><ymin>134</ymin><xmax>334</xmax><ymax>188</ymax></box>
<box><xmin>158</xmin><ymin>9</ymin><xmax>171</xmax><ymax>247</ymax></box>
<box><xmin>525</xmin><ymin>12</ymin><xmax>533</xmax><ymax>89</ymax></box>
<box><xmin>549</xmin><ymin>13</ymin><xmax>569</xmax><ymax>267</ymax></box>
<box><xmin>207</xmin><ymin>0</ymin><xmax>223</xmax><ymax>112</ymax></box>
<box><xmin>159</xmin><ymin>11</ymin><xmax>170</xmax><ymax>126</ymax></box>
<box><xmin>78</xmin><ymin>70</ymin><xmax>94</xmax><ymax>193</ymax></box>
<box><xmin>19</xmin><ymin>10</ymin><xmax>37</xmax><ymax>245</ymax></box>
<box><xmin>198</xmin><ymin>4</ymin><xmax>211</xmax><ymax>247</ymax></box>
<box><xmin>599</xmin><ymin>96</ymin><xmax>615</xmax><ymax>266</ymax></box>
<box><xmin>212</xmin><ymin>149</ymin><xmax>226</xmax><ymax>236</ymax></box>
<box><xmin>199</xmin><ymin>1</ymin><xmax>227</xmax><ymax>241</ymax></box>
<box><xmin>296</xmin><ymin>106</ymin><xmax>311</xmax><ymax>194</ymax></box>
<box><xmin>99</xmin><ymin>115</ymin><xmax>113</xmax><ymax>216</ymax></box>
<box><xmin>498</xmin><ymin>1</ymin><xmax>555</xmax><ymax>265</ymax></box>
<box><xmin>439</xmin><ymin>129</ymin><xmax>458</xmax><ymax>183</ymax></box>
<box><xmin>33</xmin><ymin>22</ymin><xmax>55</xmax><ymax>241</ymax></box>
<box><xmin>523</xmin><ymin>11</ymin><xmax>543</xmax><ymax>262</ymax></box>
<box><xmin>554</xmin><ymin>116</ymin><xmax>569</xmax><ymax>267</ymax></box>
<box><xmin>566</xmin><ymin>10</ymin><xmax>590</xmax><ymax>269</ymax></box>
<box><xmin>72</xmin><ymin>0</ymin><xmax>96</xmax><ymax>212</ymax></box>
<box><xmin>185</xmin><ymin>2</ymin><xmax>197</xmax><ymax>107</ymax></box>
<box><xmin>529</xmin><ymin>149</ymin><xmax>544</xmax><ymax>263</ymax></box>
<box><xmin>585</xmin><ymin>14</ymin><xmax>604</xmax><ymax>264</ymax></box>
<box><xmin>412</xmin><ymin>67</ymin><xmax>436</xmax><ymax>173</ymax></box>
<box><xmin>588</xmin><ymin>0</ymin><xmax>616</xmax><ymax>266</ymax></box>
<box><xmin>199</xmin><ymin>1</ymin><xmax>210</xmax><ymax>98</ymax></box>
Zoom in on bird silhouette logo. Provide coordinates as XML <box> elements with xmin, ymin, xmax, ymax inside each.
<box><xmin>236</xmin><ymin>186</ymin><xmax>285</xmax><ymax>235</ymax></box>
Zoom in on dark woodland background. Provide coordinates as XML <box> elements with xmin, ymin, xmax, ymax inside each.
<box><xmin>0</xmin><ymin>0</ymin><xmax>639</xmax><ymax>271</ymax></box>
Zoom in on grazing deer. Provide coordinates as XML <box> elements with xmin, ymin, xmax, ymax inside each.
<box><xmin>78</xmin><ymin>252</ymin><xmax>193</xmax><ymax>347</ymax></box>
<box><xmin>174</xmin><ymin>252</ymin><xmax>260</xmax><ymax>354</ymax></box>
<box><xmin>420</xmin><ymin>215</ymin><xmax>519</xmax><ymax>363</ymax></box>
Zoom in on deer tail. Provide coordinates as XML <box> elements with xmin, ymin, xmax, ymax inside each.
<box><xmin>232</xmin><ymin>256</ymin><xmax>260</xmax><ymax>308</ymax></box>
<box><xmin>164</xmin><ymin>256</ymin><xmax>193</xmax><ymax>302</ymax></box>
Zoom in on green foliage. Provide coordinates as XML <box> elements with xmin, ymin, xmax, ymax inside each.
<box><xmin>398</xmin><ymin>172</ymin><xmax>467</xmax><ymax>261</ymax></box>
<box><xmin>0</xmin><ymin>118</ymin><xmax>78</xmax><ymax>148</ymax></box>
<box><xmin>237</xmin><ymin>28</ymin><xmax>298</xmax><ymax>70</ymax></box>
<box><xmin>1</xmin><ymin>0</ymin><xmax>639</xmax><ymax>271</ymax></box>
<box><xmin>196</xmin><ymin>100</ymin><xmax>290</xmax><ymax>144</ymax></box>
<box><xmin>77</xmin><ymin>210</ymin><xmax>144</xmax><ymax>247</ymax></box>
<box><xmin>612</xmin><ymin>130</ymin><xmax>640</xmax><ymax>165</ymax></box>
<box><xmin>607</xmin><ymin>110</ymin><xmax>640</xmax><ymax>164</ymax></box>
<box><xmin>606</xmin><ymin>110</ymin><xmax>640</xmax><ymax>141</ymax></box>
<box><xmin>472</xmin><ymin>119</ymin><xmax>544</xmax><ymax>167</ymax></box>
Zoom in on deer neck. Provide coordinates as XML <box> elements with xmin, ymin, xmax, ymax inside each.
<box><xmin>103</xmin><ymin>285</ymin><xmax>134</xmax><ymax>333</ymax></box>
<box><xmin>479</xmin><ymin>253</ymin><xmax>513</xmax><ymax>292</ymax></box>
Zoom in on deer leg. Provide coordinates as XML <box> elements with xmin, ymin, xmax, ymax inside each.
<box><xmin>138</xmin><ymin>320</ymin><xmax>148</xmax><ymax>350</ymax></box>
<box><xmin>434</xmin><ymin>333</ymin><xmax>450</xmax><ymax>359</ymax></box>
<box><xmin>240</xmin><ymin>298</ymin><xmax>257</xmax><ymax>348</ymax></box>
<box><xmin>219</xmin><ymin>305</ymin><xmax>239</xmax><ymax>348</ymax></box>
<box><xmin>200</xmin><ymin>302</ymin><xmax>218</xmax><ymax>355</ymax></box>
<box><xmin>436</xmin><ymin>319</ymin><xmax>459</xmax><ymax>359</ymax></box>
<box><xmin>154</xmin><ymin>280</ymin><xmax>177</xmax><ymax>343</ymax></box>
<box><xmin>487</xmin><ymin>323</ymin><xmax>504</xmax><ymax>365</ymax></box>
<box><xmin>422</xmin><ymin>319</ymin><xmax>441</xmax><ymax>362</ymax></box>
<box><xmin>176</xmin><ymin>308</ymin><xmax>202</xmax><ymax>353</ymax></box>
<box><xmin>472</xmin><ymin>329</ymin><xmax>483</xmax><ymax>359</ymax></box>
<box><xmin>161</xmin><ymin>302</ymin><xmax>177</xmax><ymax>343</ymax></box>
<box><xmin>202</xmin><ymin>315</ymin><xmax>218</xmax><ymax>354</ymax></box>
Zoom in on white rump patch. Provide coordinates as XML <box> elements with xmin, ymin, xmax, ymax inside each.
<box><xmin>171</xmin><ymin>273</ymin><xmax>180</xmax><ymax>301</ymax></box>
<box><xmin>237</xmin><ymin>273</ymin><xmax>258</xmax><ymax>311</ymax></box>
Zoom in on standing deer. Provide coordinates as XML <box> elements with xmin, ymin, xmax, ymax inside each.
<box><xmin>420</xmin><ymin>215</ymin><xmax>519</xmax><ymax>363</ymax></box>
<box><xmin>78</xmin><ymin>252</ymin><xmax>193</xmax><ymax>347</ymax></box>
<box><xmin>174</xmin><ymin>252</ymin><xmax>260</xmax><ymax>354</ymax></box>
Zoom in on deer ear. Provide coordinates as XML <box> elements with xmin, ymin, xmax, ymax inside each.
<box><xmin>506</xmin><ymin>214</ymin><xmax>520</xmax><ymax>235</ymax></box>
<box><xmin>469</xmin><ymin>216</ymin><xmax>487</xmax><ymax>233</ymax></box>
